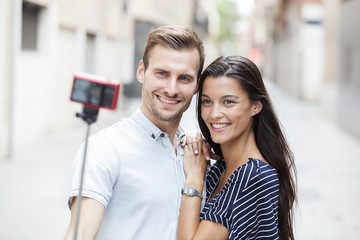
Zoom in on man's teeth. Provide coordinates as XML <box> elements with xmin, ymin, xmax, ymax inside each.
<box><xmin>159</xmin><ymin>96</ymin><xmax>177</xmax><ymax>104</ymax></box>
<box><xmin>212</xmin><ymin>123</ymin><xmax>229</xmax><ymax>129</ymax></box>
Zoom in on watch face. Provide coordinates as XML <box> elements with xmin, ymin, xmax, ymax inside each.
<box><xmin>182</xmin><ymin>187</ymin><xmax>202</xmax><ymax>199</ymax></box>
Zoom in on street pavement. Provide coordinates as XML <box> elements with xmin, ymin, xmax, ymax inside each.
<box><xmin>0</xmin><ymin>81</ymin><xmax>360</xmax><ymax>239</ymax></box>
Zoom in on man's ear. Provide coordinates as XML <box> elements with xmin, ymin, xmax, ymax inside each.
<box><xmin>253</xmin><ymin>101</ymin><xmax>263</xmax><ymax>116</ymax></box>
<box><xmin>136</xmin><ymin>60</ymin><xmax>145</xmax><ymax>84</ymax></box>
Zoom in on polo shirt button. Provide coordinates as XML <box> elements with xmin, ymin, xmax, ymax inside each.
<box><xmin>160</xmin><ymin>133</ymin><xmax>165</xmax><ymax>137</ymax></box>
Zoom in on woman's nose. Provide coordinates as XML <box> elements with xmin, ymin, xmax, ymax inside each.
<box><xmin>209</xmin><ymin>103</ymin><xmax>223</xmax><ymax>119</ymax></box>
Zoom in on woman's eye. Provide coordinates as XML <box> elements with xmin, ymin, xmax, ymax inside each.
<box><xmin>224</xmin><ymin>100</ymin><xmax>235</xmax><ymax>104</ymax></box>
<box><xmin>201</xmin><ymin>99</ymin><xmax>211</xmax><ymax>105</ymax></box>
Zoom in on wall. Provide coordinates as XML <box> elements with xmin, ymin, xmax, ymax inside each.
<box><xmin>1</xmin><ymin>0</ymin><xmax>135</xmax><ymax>159</ymax></box>
<box><xmin>337</xmin><ymin>0</ymin><xmax>360</xmax><ymax>138</ymax></box>
<box><xmin>0</xmin><ymin>0</ymin><xmax>216</xmax><ymax>161</ymax></box>
<box><xmin>0</xmin><ymin>0</ymin><xmax>21</xmax><ymax>160</ymax></box>
<box><xmin>320</xmin><ymin>0</ymin><xmax>341</xmax><ymax>120</ymax></box>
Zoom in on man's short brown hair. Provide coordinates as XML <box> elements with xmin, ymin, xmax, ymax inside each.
<box><xmin>142</xmin><ymin>25</ymin><xmax>205</xmax><ymax>80</ymax></box>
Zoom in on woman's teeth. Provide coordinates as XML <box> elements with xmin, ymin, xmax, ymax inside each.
<box><xmin>212</xmin><ymin>123</ymin><xmax>230</xmax><ymax>129</ymax></box>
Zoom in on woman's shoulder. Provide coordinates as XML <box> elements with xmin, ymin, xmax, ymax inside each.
<box><xmin>231</xmin><ymin>158</ymin><xmax>278</xmax><ymax>190</ymax></box>
<box><xmin>243</xmin><ymin>158</ymin><xmax>277</xmax><ymax>174</ymax></box>
<box><xmin>240</xmin><ymin>158</ymin><xmax>279</xmax><ymax>192</ymax></box>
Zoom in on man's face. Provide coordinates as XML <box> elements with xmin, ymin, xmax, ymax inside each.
<box><xmin>137</xmin><ymin>45</ymin><xmax>200</xmax><ymax>126</ymax></box>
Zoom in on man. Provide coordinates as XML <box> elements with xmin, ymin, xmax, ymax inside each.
<box><xmin>64</xmin><ymin>25</ymin><xmax>206</xmax><ymax>240</ymax></box>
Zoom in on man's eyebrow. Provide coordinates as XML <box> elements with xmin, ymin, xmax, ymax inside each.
<box><xmin>179</xmin><ymin>74</ymin><xmax>195</xmax><ymax>79</ymax></box>
<box><xmin>153</xmin><ymin>68</ymin><xmax>168</xmax><ymax>72</ymax></box>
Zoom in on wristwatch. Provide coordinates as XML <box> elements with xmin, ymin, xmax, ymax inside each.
<box><xmin>181</xmin><ymin>187</ymin><xmax>203</xmax><ymax>200</ymax></box>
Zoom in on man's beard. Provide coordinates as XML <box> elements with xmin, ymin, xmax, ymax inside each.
<box><xmin>150</xmin><ymin>106</ymin><xmax>183</xmax><ymax>122</ymax></box>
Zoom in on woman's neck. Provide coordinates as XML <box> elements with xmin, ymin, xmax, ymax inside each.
<box><xmin>220</xmin><ymin>130</ymin><xmax>264</xmax><ymax>173</ymax></box>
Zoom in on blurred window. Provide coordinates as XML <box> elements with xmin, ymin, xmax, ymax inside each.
<box><xmin>22</xmin><ymin>1</ymin><xmax>42</xmax><ymax>50</ymax></box>
<box><xmin>123</xmin><ymin>0</ymin><xmax>128</xmax><ymax>13</ymax></box>
<box><xmin>85</xmin><ymin>33</ymin><xmax>97</xmax><ymax>73</ymax></box>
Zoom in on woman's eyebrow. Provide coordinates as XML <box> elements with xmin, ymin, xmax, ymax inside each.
<box><xmin>201</xmin><ymin>94</ymin><xmax>239</xmax><ymax>99</ymax></box>
<box><xmin>221</xmin><ymin>94</ymin><xmax>239</xmax><ymax>99</ymax></box>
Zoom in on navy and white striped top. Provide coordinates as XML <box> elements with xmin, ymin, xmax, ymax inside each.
<box><xmin>200</xmin><ymin>158</ymin><xmax>279</xmax><ymax>240</ymax></box>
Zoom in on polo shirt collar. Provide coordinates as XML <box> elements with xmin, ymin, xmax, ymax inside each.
<box><xmin>130</xmin><ymin>109</ymin><xmax>185</xmax><ymax>143</ymax></box>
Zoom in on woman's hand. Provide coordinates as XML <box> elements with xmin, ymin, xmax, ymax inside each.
<box><xmin>181</xmin><ymin>132</ymin><xmax>221</xmax><ymax>162</ymax></box>
<box><xmin>183</xmin><ymin>131</ymin><xmax>208</xmax><ymax>183</ymax></box>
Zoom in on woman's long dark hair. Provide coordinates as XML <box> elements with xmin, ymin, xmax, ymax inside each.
<box><xmin>197</xmin><ymin>56</ymin><xmax>297</xmax><ymax>240</ymax></box>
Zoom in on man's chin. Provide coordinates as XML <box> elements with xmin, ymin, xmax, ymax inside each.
<box><xmin>154</xmin><ymin>110</ymin><xmax>183</xmax><ymax>122</ymax></box>
<box><xmin>158</xmin><ymin>114</ymin><xmax>181</xmax><ymax>122</ymax></box>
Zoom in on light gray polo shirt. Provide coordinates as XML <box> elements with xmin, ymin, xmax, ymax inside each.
<box><xmin>69</xmin><ymin>109</ymin><xmax>186</xmax><ymax>239</ymax></box>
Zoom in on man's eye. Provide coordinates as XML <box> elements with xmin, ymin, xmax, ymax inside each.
<box><xmin>179</xmin><ymin>76</ymin><xmax>190</xmax><ymax>82</ymax></box>
<box><xmin>156</xmin><ymin>71</ymin><xmax>166</xmax><ymax>77</ymax></box>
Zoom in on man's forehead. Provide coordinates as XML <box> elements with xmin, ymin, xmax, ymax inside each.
<box><xmin>147</xmin><ymin>47</ymin><xmax>199</xmax><ymax>76</ymax></box>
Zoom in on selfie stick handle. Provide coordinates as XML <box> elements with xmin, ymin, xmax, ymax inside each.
<box><xmin>72</xmin><ymin>107</ymin><xmax>99</xmax><ymax>240</ymax></box>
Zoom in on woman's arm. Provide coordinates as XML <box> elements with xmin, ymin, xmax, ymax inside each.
<box><xmin>177</xmin><ymin>132</ymin><xmax>229</xmax><ymax>240</ymax></box>
<box><xmin>177</xmin><ymin>132</ymin><xmax>206</xmax><ymax>240</ymax></box>
<box><xmin>177</xmin><ymin>177</ymin><xmax>228</xmax><ymax>240</ymax></box>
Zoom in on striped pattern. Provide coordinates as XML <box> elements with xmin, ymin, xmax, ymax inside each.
<box><xmin>200</xmin><ymin>158</ymin><xmax>279</xmax><ymax>240</ymax></box>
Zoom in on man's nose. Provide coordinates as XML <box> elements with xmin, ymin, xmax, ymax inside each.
<box><xmin>164</xmin><ymin>78</ymin><xmax>178</xmax><ymax>97</ymax></box>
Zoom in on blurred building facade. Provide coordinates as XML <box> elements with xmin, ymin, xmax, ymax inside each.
<box><xmin>248</xmin><ymin>0</ymin><xmax>360</xmax><ymax>139</ymax></box>
<box><xmin>0</xmin><ymin>0</ymin><xmax>216</xmax><ymax>161</ymax></box>
<box><xmin>3</xmin><ymin>0</ymin><xmax>358</xmax><ymax>161</ymax></box>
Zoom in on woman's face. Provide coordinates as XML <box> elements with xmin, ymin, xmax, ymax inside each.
<box><xmin>200</xmin><ymin>76</ymin><xmax>258</xmax><ymax>146</ymax></box>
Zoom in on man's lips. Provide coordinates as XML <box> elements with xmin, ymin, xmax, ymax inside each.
<box><xmin>157</xmin><ymin>95</ymin><xmax>179</xmax><ymax>105</ymax></box>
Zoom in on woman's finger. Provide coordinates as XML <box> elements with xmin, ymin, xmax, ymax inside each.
<box><xmin>202</xmin><ymin>141</ymin><xmax>211</xmax><ymax>161</ymax></box>
<box><xmin>191</xmin><ymin>141</ymin><xmax>199</xmax><ymax>155</ymax></box>
<box><xmin>181</xmin><ymin>135</ymin><xmax>186</xmax><ymax>148</ymax></box>
<box><xmin>191</xmin><ymin>132</ymin><xmax>203</xmax><ymax>155</ymax></box>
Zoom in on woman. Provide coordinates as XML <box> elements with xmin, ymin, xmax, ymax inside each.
<box><xmin>177</xmin><ymin>56</ymin><xmax>297</xmax><ymax>240</ymax></box>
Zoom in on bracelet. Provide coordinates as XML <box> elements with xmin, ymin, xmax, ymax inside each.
<box><xmin>181</xmin><ymin>187</ymin><xmax>202</xmax><ymax>200</ymax></box>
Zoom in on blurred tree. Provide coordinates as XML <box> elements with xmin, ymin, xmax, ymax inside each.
<box><xmin>214</xmin><ymin>0</ymin><xmax>239</xmax><ymax>43</ymax></box>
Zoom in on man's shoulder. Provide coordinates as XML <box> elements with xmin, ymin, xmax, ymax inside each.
<box><xmin>92</xmin><ymin>117</ymin><xmax>135</xmax><ymax>139</ymax></box>
<box><xmin>90</xmin><ymin>115</ymin><xmax>151</xmax><ymax>146</ymax></box>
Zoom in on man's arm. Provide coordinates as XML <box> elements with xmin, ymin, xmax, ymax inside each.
<box><xmin>64</xmin><ymin>197</ymin><xmax>106</xmax><ymax>240</ymax></box>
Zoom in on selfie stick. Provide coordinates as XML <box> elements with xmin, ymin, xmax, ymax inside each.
<box><xmin>72</xmin><ymin>106</ymin><xmax>99</xmax><ymax>240</ymax></box>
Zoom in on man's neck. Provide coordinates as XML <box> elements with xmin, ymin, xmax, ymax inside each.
<box><xmin>139</xmin><ymin>106</ymin><xmax>181</xmax><ymax>150</ymax></box>
<box><xmin>156</xmin><ymin>120</ymin><xmax>181</xmax><ymax>154</ymax></box>
<box><xmin>158</xmin><ymin>119</ymin><xmax>180</xmax><ymax>143</ymax></box>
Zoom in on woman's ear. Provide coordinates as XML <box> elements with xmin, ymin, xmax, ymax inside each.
<box><xmin>136</xmin><ymin>60</ymin><xmax>145</xmax><ymax>83</ymax></box>
<box><xmin>252</xmin><ymin>101</ymin><xmax>263</xmax><ymax>116</ymax></box>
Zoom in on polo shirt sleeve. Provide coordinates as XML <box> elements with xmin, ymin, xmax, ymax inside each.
<box><xmin>68</xmin><ymin>134</ymin><xmax>120</xmax><ymax>209</ymax></box>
